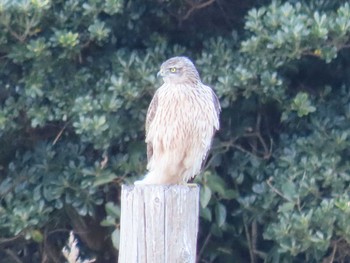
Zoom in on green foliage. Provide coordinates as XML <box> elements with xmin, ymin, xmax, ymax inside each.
<box><xmin>290</xmin><ymin>92</ymin><xmax>316</xmax><ymax>117</ymax></box>
<box><xmin>1</xmin><ymin>0</ymin><xmax>350</xmax><ymax>262</ymax></box>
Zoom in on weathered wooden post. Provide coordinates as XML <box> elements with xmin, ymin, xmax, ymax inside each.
<box><xmin>118</xmin><ymin>184</ymin><xmax>200</xmax><ymax>263</ymax></box>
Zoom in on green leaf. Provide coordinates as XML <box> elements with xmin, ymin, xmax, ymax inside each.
<box><xmin>30</xmin><ymin>229</ymin><xmax>44</xmax><ymax>243</ymax></box>
<box><xmin>207</xmin><ymin>173</ymin><xmax>227</xmax><ymax>196</ymax></box>
<box><xmin>221</xmin><ymin>189</ymin><xmax>237</xmax><ymax>200</ymax></box>
<box><xmin>210</xmin><ymin>223</ymin><xmax>223</xmax><ymax>238</ymax></box>
<box><xmin>100</xmin><ymin>216</ymin><xmax>116</xmax><ymax>227</ymax></box>
<box><xmin>200</xmin><ymin>207</ymin><xmax>212</xmax><ymax>222</ymax></box>
<box><xmin>93</xmin><ymin>173</ymin><xmax>118</xmax><ymax>186</ymax></box>
<box><xmin>278</xmin><ymin>202</ymin><xmax>295</xmax><ymax>213</ymax></box>
<box><xmin>105</xmin><ymin>202</ymin><xmax>121</xmax><ymax>218</ymax></box>
<box><xmin>111</xmin><ymin>229</ymin><xmax>120</xmax><ymax>250</ymax></box>
<box><xmin>281</xmin><ymin>180</ymin><xmax>297</xmax><ymax>201</ymax></box>
<box><xmin>200</xmin><ymin>185</ymin><xmax>212</xmax><ymax>208</ymax></box>
<box><xmin>215</xmin><ymin>202</ymin><xmax>227</xmax><ymax>227</ymax></box>
<box><xmin>291</xmin><ymin>92</ymin><xmax>316</xmax><ymax>117</ymax></box>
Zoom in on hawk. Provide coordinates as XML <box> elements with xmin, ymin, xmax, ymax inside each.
<box><xmin>135</xmin><ymin>56</ymin><xmax>220</xmax><ymax>185</ymax></box>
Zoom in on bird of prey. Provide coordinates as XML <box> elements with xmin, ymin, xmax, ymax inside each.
<box><xmin>135</xmin><ymin>56</ymin><xmax>220</xmax><ymax>185</ymax></box>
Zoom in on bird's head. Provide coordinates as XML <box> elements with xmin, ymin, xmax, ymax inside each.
<box><xmin>157</xmin><ymin>56</ymin><xmax>200</xmax><ymax>85</ymax></box>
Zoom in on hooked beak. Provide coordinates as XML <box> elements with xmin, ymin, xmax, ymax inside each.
<box><xmin>157</xmin><ymin>69</ymin><xmax>164</xmax><ymax>78</ymax></box>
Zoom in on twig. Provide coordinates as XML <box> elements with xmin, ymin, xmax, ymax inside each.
<box><xmin>254</xmin><ymin>113</ymin><xmax>272</xmax><ymax>159</ymax></box>
<box><xmin>266</xmin><ymin>177</ymin><xmax>292</xmax><ymax>202</ymax></box>
<box><xmin>182</xmin><ymin>0</ymin><xmax>216</xmax><ymax>20</ymax></box>
<box><xmin>243</xmin><ymin>215</ymin><xmax>255</xmax><ymax>263</ymax></box>
<box><xmin>329</xmin><ymin>240</ymin><xmax>337</xmax><ymax>263</ymax></box>
<box><xmin>251</xmin><ymin>220</ymin><xmax>257</xmax><ymax>263</ymax></box>
<box><xmin>52</xmin><ymin>123</ymin><xmax>68</xmax><ymax>145</ymax></box>
<box><xmin>0</xmin><ymin>248</ymin><xmax>23</xmax><ymax>263</ymax></box>
<box><xmin>197</xmin><ymin>232</ymin><xmax>212</xmax><ymax>263</ymax></box>
<box><xmin>0</xmin><ymin>234</ymin><xmax>24</xmax><ymax>245</ymax></box>
<box><xmin>100</xmin><ymin>152</ymin><xmax>108</xmax><ymax>169</ymax></box>
<box><xmin>232</xmin><ymin>144</ymin><xmax>257</xmax><ymax>157</ymax></box>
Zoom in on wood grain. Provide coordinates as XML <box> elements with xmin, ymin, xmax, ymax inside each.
<box><xmin>118</xmin><ymin>185</ymin><xmax>200</xmax><ymax>263</ymax></box>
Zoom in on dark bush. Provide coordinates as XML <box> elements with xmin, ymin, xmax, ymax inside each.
<box><xmin>1</xmin><ymin>0</ymin><xmax>350</xmax><ymax>262</ymax></box>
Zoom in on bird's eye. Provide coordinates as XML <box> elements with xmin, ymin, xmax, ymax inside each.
<box><xmin>170</xmin><ymin>67</ymin><xmax>177</xmax><ymax>73</ymax></box>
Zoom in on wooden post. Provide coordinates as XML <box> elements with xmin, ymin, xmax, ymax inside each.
<box><xmin>118</xmin><ymin>184</ymin><xmax>200</xmax><ymax>263</ymax></box>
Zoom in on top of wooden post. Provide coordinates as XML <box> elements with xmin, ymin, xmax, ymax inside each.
<box><xmin>118</xmin><ymin>184</ymin><xmax>200</xmax><ymax>263</ymax></box>
<box><xmin>122</xmin><ymin>183</ymin><xmax>200</xmax><ymax>191</ymax></box>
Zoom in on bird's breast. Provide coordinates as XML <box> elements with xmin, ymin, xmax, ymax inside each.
<box><xmin>148</xmin><ymin>84</ymin><xmax>216</xmax><ymax>150</ymax></box>
<box><xmin>157</xmin><ymin>85</ymin><xmax>201</xmax><ymax>125</ymax></box>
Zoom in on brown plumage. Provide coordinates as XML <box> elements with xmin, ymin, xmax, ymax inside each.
<box><xmin>135</xmin><ymin>56</ymin><xmax>220</xmax><ymax>185</ymax></box>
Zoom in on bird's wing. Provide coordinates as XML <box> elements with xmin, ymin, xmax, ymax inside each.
<box><xmin>212</xmin><ymin>90</ymin><xmax>221</xmax><ymax>130</ymax></box>
<box><xmin>198</xmin><ymin>87</ymin><xmax>221</xmax><ymax>173</ymax></box>
<box><xmin>145</xmin><ymin>91</ymin><xmax>158</xmax><ymax>162</ymax></box>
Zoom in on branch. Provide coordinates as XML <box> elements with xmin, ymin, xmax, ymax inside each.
<box><xmin>196</xmin><ymin>231</ymin><xmax>212</xmax><ymax>262</ymax></box>
<box><xmin>266</xmin><ymin>177</ymin><xmax>292</xmax><ymax>202</ymax></box>
<box><xmin>182</xmin><ymin>0</ymin><xmax>216</xmax><ymax>20</ymax></box>
<box><xmin>0</xmin><ymin>234</ymin><xmax>24</xmax><ymax>246</ymax></box>
<box><xmin>251</xmin><ymin>220</ymin><xmax>257</xmax><ymax>263</ymax></box>
<box><xmin>52</xmin><ymin>122</ymin><xmax>69</xmax><ymax>145</ymax></box>
<box><xmin>0</xmin><ymin>248</ymin><xmax>23</xmax><ymax>263</ymax></box>
<box><xmin>243</xmin><ymin>214</ymin><xmax>255</xmax><ymax>263</ymax></box>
